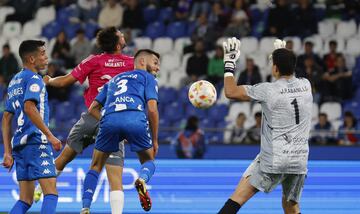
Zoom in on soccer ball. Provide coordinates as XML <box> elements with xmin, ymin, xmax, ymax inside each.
<box><xmin>188</xmin><ymin>80</ymin><xmax>217</xmax><ymax>108</ymax></box>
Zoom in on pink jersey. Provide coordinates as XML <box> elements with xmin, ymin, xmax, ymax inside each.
<box><xmin>71</xmin><ymin>53</ymin><xmax>134</xmax><ymax>107</ymax></box>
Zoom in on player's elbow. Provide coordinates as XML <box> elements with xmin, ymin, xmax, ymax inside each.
<box><xmin>24</xmin><ymin>102</ymin><xmax>35</xmax><ymax>115</ymax></box>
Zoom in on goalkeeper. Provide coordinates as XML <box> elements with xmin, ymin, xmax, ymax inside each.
<box><xmin>218</xmin><ymin>38</ymin><xmax>312</xmax><ymax>214</ymax></box>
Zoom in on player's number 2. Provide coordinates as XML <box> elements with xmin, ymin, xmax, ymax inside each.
<box><xmin>12</xmin><ymin>100</ymin><xmax>24</xmax><ymax>126</ymax></box>
<box><xmin>291</xmin><ymin>98</ymin><xmax>300</xmax><ymax>125</ymax></box>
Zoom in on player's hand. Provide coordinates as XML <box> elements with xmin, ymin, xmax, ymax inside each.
<box><xmin>274</xmin><ymin>39</ymin><xmax>286</xmax><ymax>49</ymax></box>
<box><xmin>2</xmin><ymin>153</ymin><xmax>14</xmax><ymax>172</ymax></box>
<box><xmin>48</xmin><ymin>135</ymin><xmax>62</xmax><ymax>151</ymax></box>
<box><xmin>223</xmin><ymin>37</ymin><xmax>241</xmax><ymax>74</ymax></box>
<box><xmin>153</xmin><ymin>140</ymin><xmax>159</xmax><ymax>157</ymax></box>
<box><xmin>43</xmin><ymin>75</ymin><xmax>51</xmax><ymax>85</ymax></box>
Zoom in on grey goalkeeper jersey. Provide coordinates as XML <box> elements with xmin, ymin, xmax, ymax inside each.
<box><xmin>244</xmin><ymin>77</ymin><xmax>313</xmax><ymax>174</ymax></box>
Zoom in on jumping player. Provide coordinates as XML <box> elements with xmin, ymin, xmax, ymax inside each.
<box><xmin>34</xmin><ymin>27</ymin><xmax>134</xmax><ymax>214</ymax></box>
<box><xmin>80</xmin><ymin>49</ymin><xmax>160</xmax><ymax>213</ymax></box>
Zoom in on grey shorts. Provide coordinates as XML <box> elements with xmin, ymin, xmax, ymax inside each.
<box><xmin>243</xmin><ymin>156</ymin><xmax>306</xmax><ymax>203</ymax></box>
<box><xmin>67</xmin><ymin>112</ymin><xmax>124</xmax><ymax>166</ymax></box>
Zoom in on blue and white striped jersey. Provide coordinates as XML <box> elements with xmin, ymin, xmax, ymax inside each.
<box><xmin>5</xmin><ymin>69</ymin><xmax>49</xmax><ymax>149</ymax></box>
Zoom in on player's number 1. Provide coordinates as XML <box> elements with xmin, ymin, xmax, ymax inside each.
<box><xmin>291</xmin><ymin>98</ymin><xmax>300</xmax><ymax>125</ymax></box>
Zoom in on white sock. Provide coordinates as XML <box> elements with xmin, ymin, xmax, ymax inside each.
<box><xmin>110</xmin><ymin>190</ymin><xmax>124</xmax><ymax>214</ymax></box>
<box><xmin>55</xmin><ymin>169</ymin><xmax>62</xmax><ymax>177</ymax></box>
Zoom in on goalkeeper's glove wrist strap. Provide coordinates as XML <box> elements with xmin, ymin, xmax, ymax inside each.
<box><xmin>224</xmin><ymin>72</ymin><xmax>234</xmax><ymax>77</ymax></box>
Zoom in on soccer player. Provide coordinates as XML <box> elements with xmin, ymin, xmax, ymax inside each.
<box><xmin>80</xmin><ymin>49</ymin><xmax>160</xmax><ymax>214</ymax></box>
<box><xmin>2</xmin><ymin>40</ymin><xmax>62</xmax><ymax>214</ymax></box>
<box><xmin>33</xmin><ymin>27</ymin><xmax>134</xmax><ymax>214</ymax></box>
<box><xmin>218</xmin><ymin>38</ymin><xmax>312</xmax><ymax>214</ymax></box>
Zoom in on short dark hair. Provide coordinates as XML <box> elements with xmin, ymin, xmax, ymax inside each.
<box><xmin>255</xmin><ymin>112</ymin><xmax>262</xmax><ymax>118</ymax></box>
<box><xmin>272</xmin><ymin>48</ymin><xmax>297</xmax><ymax>76</ymax></box>
<box><xmin>329</xmin><ymin>40</ymin><xmax>337</xmax><ymax>46</ymax></box>
<box><xmin>304</xmin><ymin>41</ymin><xmax>313</xmax><ymax>46</ymax></box>
<box><xmin>3</xmin><ymin>44</ymin><xmax>10</xmax><ymax>49</ymax></box>
<box><xmin>319</xmin><ymin>113</ymin><xmax>327</xmax><ymax>118</ymax></box>
<box><xmin>134</xmin><ymin>49</ymin><xmax>160</xmax><ymax>60</ymax></box>
<box><xmin>96</xmin><ymin>27</ymin><xmax>119</xmax><ymax>53</ymax></box>
<box><xmin>19</xmin><ymin>40</ymin><xmax>45</xmax><ymax>62</ymax></box>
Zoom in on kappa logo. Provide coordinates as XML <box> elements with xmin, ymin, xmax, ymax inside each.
<box><xmin>31</xmin><ymin>75</ymin><xmax>40</xmax><ymax>79</ymax></box>
<box><xmin>38</xmin><ymin>145</ymin><xmax>47</xmax><ymax>150</ymax></box>
<box><xmin>41</xmin><ymin>160</ymin><xmax>50</xmax><ymax>166</ymax></box>
<box><xmin>40</xmin><ymin>152</ymin><xmax>48</xmax><ymax>158</ymax></box>
<box><xmin>85</xmin><ymin>189</ymin><xmax>93</xmax><ymax>194</ymax></box>
<box><xmin>43</xmin><ymin>169</ymin><xmax>51</xmax><ymax>174</ymax></box>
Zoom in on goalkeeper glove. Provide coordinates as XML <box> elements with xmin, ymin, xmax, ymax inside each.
<box><xmin>223</xmin><ymin>37</ymin><xmax>241</xmax><ymax>75</ymax></box>
<box><xmin>269</xmin><ymin>39</ymin><xmax>286</xmax><ymax>65</ymax></box>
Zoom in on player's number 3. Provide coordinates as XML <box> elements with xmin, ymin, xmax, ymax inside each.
<box><xmin>114</xmin><ymin>79</ymin><xmax>128</xmax><ymax>96</ymax></box>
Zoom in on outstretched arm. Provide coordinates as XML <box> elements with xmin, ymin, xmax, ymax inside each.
<box><xmin>88</xmin><ymin>100</ymin><xmax>103</xmax><ymax>121</ymax></box>
<box><xmin>222</xmin><ymin>37</ymin><xmax>250</xmax><ymax>101</ymax></box>
<box><xmin>43</xmin><ymin>73</ymin><xmax>77</xmax><ymax>88</ymax></box>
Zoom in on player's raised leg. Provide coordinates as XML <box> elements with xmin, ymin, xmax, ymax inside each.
<box><xmin>9</xmin><ymin>181</ymin><xmax>34</xmax><ymax>214</ymax></box>
<box><xmin>135</xmin><ymin>148</ymin><xmax>156</xmax><ymax>212</ymax></box>
<box><xmin>81</xmin><ymin>149</ymin><xmax>110</xmax><ymax>213</ymax></box>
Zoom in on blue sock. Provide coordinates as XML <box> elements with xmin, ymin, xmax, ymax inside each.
<box><xmin>9</xmin><ymin>200</ymin><xmax>31</xmax><ymax>214</ymax></box>
<box><xmin>139</xmin><ymin>160</ymin><xmax>155</xmax><ymax>183</ymax></box>
<box><xmin>41</xmin><ymin>194</ymin><xmax>58</xmax><ymax>214</ymax></box>
<box><xmin>82</xmin><ymin>170</ymin><xmax>99</xmax><ymax>208</ymax></box>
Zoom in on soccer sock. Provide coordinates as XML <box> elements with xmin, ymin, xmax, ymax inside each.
<box><xmin>40</xmin><ymin>194</ymin><xmax>58</xmax><ymax>214</ymax></box>
<box><xmin>139</xmin><ymin>160</ymin><xmax>155</xmax><ymax>183</ymax></box>
<box><xmin>82</xmin><ymin>170</ymin><xmax>99</xmax><ymax>208</ymax></box>
<box><xmin>9</xmin><ymin>200</ymin><xmax>31</xmax><ymax>214</ymax></box>
<box><xmin>218</xmin><ymin>199</ymin><xmax>241</xmax><ymax>214</ymax></box>
<box><xmin>110</xmin><ymin>190</ymin><xmax>124</xmax><ymax>214</ymax></box>
<box><xmin>55</xmin><ymin>168</ymin><xmax>62</xmax><ymax>177</ymax></box>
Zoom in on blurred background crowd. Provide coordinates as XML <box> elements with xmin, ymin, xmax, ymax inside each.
<box><xmin>0</xmin><ymin>0</ymin><xmax>359</xmax><ymax>156</ymax></box>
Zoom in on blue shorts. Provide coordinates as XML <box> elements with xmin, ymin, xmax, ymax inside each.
<box><xmin>12</xmin><ymin>144</ymin><xmax>56</xmax><ymax>181</ymax></box>
<box><xmin>95</xmin><ymin>111</ymin><xmax>153</xmax><ymax>153</ymax></box>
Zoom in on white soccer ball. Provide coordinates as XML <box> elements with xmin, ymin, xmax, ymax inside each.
<box><xmin>188</xmin><ymin>80</ymin><xmax>217</xmax><ymax>109</ymax></box>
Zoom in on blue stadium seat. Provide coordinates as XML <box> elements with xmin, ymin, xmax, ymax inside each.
<box><xmin>64</xmin><ymin>23</ymin><xmax>81</xmax><ymax>40</ymax></box>
<box><xmin>145</xmin><ymin>22</ymin><xmax>165</xmax><ymax>39</ymax></box>
<box><xmin>185</xmin><ymin>104</ymin><xmax>207</xmax><ymax>119</ymax></box>
<box><xmin>158</xmin><ymin>7</ymin><xmax>174</xmax><ymax>23</ymax></box>
<box><xmin>166</xmin><ymin>21</ymin><xmax>187</xmax><ymax>39</ymax></box>
<box><xmin>208</xmin><ymin>104</ymin><xmax>229</xmax><ymax>123</ymax></box>
<box><xmin>187</xmin><ymin>21</ymin><xmax>197</xmax><ymax>36</ymax></box>
<box><xmin>158</xmin><ymin>87</ymin><xmax>177</xmax><ymax>104</ymax></box>
<box><xmin>163</xmin><ymin>102</ymin><xmax>185</xmax><ymax>123</ymax></box>
<box><xmin>55</xmin><ymin>101</ymin><xmax>76</xmax><ymax>122</ymax></box>
<box><xmin>179</xmin><ymin>86</ymin><xmax>190</xmax><ymax>104</ymax></box>
<box><xmin>200</xmin><ymin>118</ymin><xmax>215</xmax><ymax>129</ymax></box>
<box><xmin>84</xmin><ymin>22</ymin><xmax>99</xmax><ymax>39</ymax></box>
<box><xmin>56</xmin><ymin>6</ymin><xmax>79</xmax><ymax>25</ymax></box>
<box><xmin>315</xmin><ymin>7</ymin><xmax>326</xmax><ymax>21</ymax></box>
<box><xmin>143</xmin><ymin>7</ymin><xmax>158</xmax><ymax>24</ymax></box>
<box><xmin>41</xmin><ymin>21</ymin><xmax>62</xmax><ymax>40</ymax></box>
<box><xmin>343</xmin><ymin>101</ymin><xmax>360</xmax><ymax>119</ymax></box>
